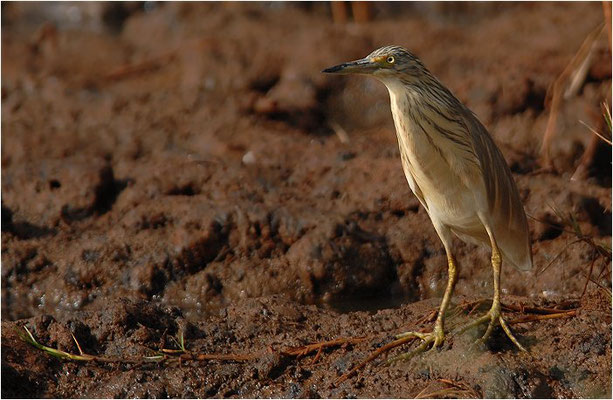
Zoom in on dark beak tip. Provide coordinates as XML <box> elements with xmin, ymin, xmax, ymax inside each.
<box><xmin>322</xmin><ymin>60</ymin><xmax>371</xmax><ymax>74</ymax></box>
<box><xmin>322</xmin><ymin>66</ymin><xmax>338</xmax><ymax>74</ymax></box>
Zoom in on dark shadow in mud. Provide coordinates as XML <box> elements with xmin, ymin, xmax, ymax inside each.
<box><xmin>1</xmin><ymin>205</ymin><xmax>56</xmax><ymax>240</ymax></box>
<box><xmin>167</xmin><ymin>184</ymin><xmax>199</xmax><ymax>196</ymax></box>
<box><xmin>322</xmin><ymin>291</ymin><xmax>414</xmax><ymax>314</ymax></box>
<box><xmin>255</xmin><ymin>84</ymin><xmax>337</xmax><ymax>136</ymax></box>
<box><xmin>590</xmin><ymin>140</ymin><xmax>612</xmax><ymax>188</ymax></box>
<box><xmin>92</xmin><ymin>170</ymin><xmax>130</xmax><ymax>216</ymax></box>
<box><xmin>307</xmin><ymin>218</ymin><xmax>403</xmax><ymax>306</ymax></box>
<box><xmin>509</xmin><ymin>153</ymin><xmax>540</xmax><ymax>175</ymax></box>
<box><xmin>581</xmin><ymin>196</ymin><xmax>612</xmax><ymax>236</ymax></box>
<box><xmin>1</xmin><ymin>364</ymin><xmax>46</xmax><ymax>399</ymax></box>
<box><xmin>59</xmin><ymin>167</ymin><xmax>130</xmax><ymax>223</ymax></box>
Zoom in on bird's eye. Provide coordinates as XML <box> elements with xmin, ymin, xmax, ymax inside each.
<box><xmin>386</xmin><ymin>56</ymin><xmax>395</xmax><ymax>64</ymax></box>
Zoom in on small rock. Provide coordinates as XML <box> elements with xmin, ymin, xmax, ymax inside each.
<box><xmin>242</xmin><ymin>151</ymin><xmax>256</xmax><ymax>165</ymax></box>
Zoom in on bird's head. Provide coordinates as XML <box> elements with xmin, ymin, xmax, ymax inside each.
<box><xmin>323</xmin><ymin>45</ymin><xmax>425</xmax><ymax>80</ymax></box>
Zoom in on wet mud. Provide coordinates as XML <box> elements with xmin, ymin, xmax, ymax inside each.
<box><xmin>2</xmin><ymin>2</ymin><xmax>611</xmax><ymax>398</ymax></box>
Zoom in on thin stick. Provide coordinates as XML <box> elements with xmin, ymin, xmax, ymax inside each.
<box><xmin>105</xmin><ymin>52</ymin><xmax>176</xmax><ymax>81</ymax></box>
<box><xmin>501</xmin><ymin>302</ymin><xmax>578</xmax><ymax>315</ymax></box>
<box><xmin>508</xmin><ymin>310</ymin><xmax>577</xmax><ymax>325</ymax></box>
<box><xmin>466</xmin><ymin>299</ymin><xmax>488</xmax><ymax>316</ymax></box>
<box><xmin>282</xmin><ymin>337</ymin><xmax>367</xmax><ymax>357</ymax></box>
<box><xmin>180</xmin><ymin>352</ymin><xmax>255</xmax><ymax>362</ymax></box>
<box><xmin>581</xmin><ymin>251</ymin><xmax>598</xmax><ymax>297</ymax></box>
<box><xmin>597</xmin><ymin>257</ymin><xmax>611</xmax><ymax>279</ymax></box>
<box><xmin>334</xmin><ymin>335</ymin><xmax>418</xmax><ymax>386</ymax></box>
<box><xmin>415</xmin><ymin>309</ymin><xmax>438</xmax><ymax>325</ymax></box>
<box><xmin>580</xmin><ymin>270</ymin><xmax>612</xmax><ymax>295</ymax></box>
<box><xmin>310</xmin><ymin>345</ymin><xmax>324</xmax><ymax>364</ymax></box>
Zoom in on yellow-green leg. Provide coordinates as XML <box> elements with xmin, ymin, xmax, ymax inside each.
<box><xmin>457</xmin><ymin>226</ymin><xmax>527</xmax><ymax>352</ymax></box>
<box><xmin>388</xmin><ymin>251</ymin><xmax>457</xmax><ymax>362</ymax></box>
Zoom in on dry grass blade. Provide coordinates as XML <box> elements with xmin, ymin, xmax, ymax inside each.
<box><xmin>17</xmin><ymin>327</ymin><xmax>94</xmax><ymax>361</ymax></box>
<box><xmin>458</xmin><ymin>299</ymin><xmax>488</xmax><ymax>315</ymax></box>
<box><xmin>416</xmin><ymin>387</ymin><xmax>465</xmax><ymax>399</ymax></box>
<box><xmin>415</xmin><ymin>379</ymin><xmax>480</xmax><ymax>399</ymax></box>
<box><xmin>416</xmin><ymin>309</ymin><xmax>438</xmax><ymax>325</ymax></box>
<box><xmin>604</xmin><ymin>101</ymin><xmax>612</xmax><ymax>133</ymax></box>
<box><xmin>580</xmin><ymin>270</ymin><xmax>612</xmax><ymax>297</ymax></box>
<box><xmin>572</xmin><ymin>100</ymin><xmax>612</xmax><ymax>180</ymax></box>
<box><xmin>20</xmin><ymin>326</ymin><xmax>255</xmax><ymax>364</ymax></box>
<box><xmin>540</xmin><ymin>22</ymin><xmax>605</xmax><ymax>169</ymax></box>
<box><xmin>537</xmin><ymin>238</ymin><xmax>582</xmax><ymax>276</ymax></box>
<box><xmin>581</xmin><ymin>252</ymin><xmax>599</xmax><ymax>297</ymax></box>
<box><xmin>159</xmin><ymin>332</ymin><xmax>187</xmax><ymax>355</ymax></box>
<box><xmin>158</xmin><ymin>331</ymin><xmax>256</xmax><ymax>362</ymax></box>
<box><xmin>17</xmin><ymin>327</ymin><xmax>146</xmax><ymax>363</ymax></box>
<box><xmin>533</xmin><ymin>204</ymin><xmax>611</xmax><ymax>280</ymax></box>
<box><xmin>443</xmin><ymin>299</ymin><xmax>489</xmax><ymax>331</ymax></box>
<box><xmin>604</xmin><ymin>1</ymin><xmax>612</xmax><ymax>48</ymax></box>
<box><xmin>71</xmin><ymin>333</ymin><xmax>86</xmax><ymax>356</ymax></box>
<box><xmin>578</xmin><ymin>119</ymin><xmax>612</xmax><ymax>145</ymax></box>
<box><xmin>330</xmin><ymin>121</ymin><xmax>350</xmax><ymax>143</ymax></box>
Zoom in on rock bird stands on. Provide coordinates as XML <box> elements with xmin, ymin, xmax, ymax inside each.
<box><xmin>323</xmin><ymin>46</ymin><xmax>532</xmax><ymax>357</ymax></box>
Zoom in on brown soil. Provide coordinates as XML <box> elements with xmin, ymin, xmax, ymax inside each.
<box><xmin>2</xmin><ymin>2</ymin><xmax>611</xmax><ymax>398</ymax></box>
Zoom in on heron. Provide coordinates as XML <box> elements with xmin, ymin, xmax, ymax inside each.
<box><xmin>323</xmin><ymin>45</ymin><xmax>532</xmax><ymax>357</ymax></box>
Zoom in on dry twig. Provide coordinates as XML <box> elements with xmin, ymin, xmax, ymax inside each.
<box><xmin>282</xmin><ymin>337</ymin><xmax>368</xmax><ymax>359</ymax></box>
<box><xmin>334</xmin><ymin>334</ymin><xmax>419</xmax><ymax>385</ymax></box>
<box><xmin>508</xmin><ymin>310</ymin><xmax>577</xmax><ymax>325</ymax></box>
<box><xmin>105</xmin><ymin>52</ymin><xmax>176</xmax><ymax>81</ymax></box>
<box><xmin>540</xmin><ymin>23</ymin><xmax>605</xmax><ymax>169</ymax></box>
<box><xmin>501</xmin><ymin>302</ymin><xmax>578</xmax><ymax>315</ymax></box>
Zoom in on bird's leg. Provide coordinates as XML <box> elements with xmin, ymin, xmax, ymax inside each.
<box><xmin>389</xmin><ymin>252</ymin><xmax>457</xmax><ymax>362</ymax></box>
<box><xmin>457</xmin><ymin>232</ymin><xmax>527</xmax><ymax>352</ymax></box>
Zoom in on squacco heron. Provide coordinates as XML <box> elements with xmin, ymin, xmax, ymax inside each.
<box><xmin>323</xmin><ymin>46</ymin><xmax>532</xmax><ymax>356</ymax></box>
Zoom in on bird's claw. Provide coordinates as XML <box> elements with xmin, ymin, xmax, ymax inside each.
<box><xmin>387</xmin><ymin>328</ymin><xmax>445</xmax><ymax>363</ymax></box>
<box><xmin>457</xmin><ymin>307</ymin><xmax>527</xmax><ymax>352</ymax></box>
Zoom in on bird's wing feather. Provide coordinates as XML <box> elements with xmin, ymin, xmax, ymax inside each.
<box><xmin>462</xmin><ymin>110</ymin><xmax>533</xmax><ymax>271</ymax></box>
<box><xmin>420</xmin><ymin>97</ymin><xmax>532</xmax><ymax>270</ymax></box>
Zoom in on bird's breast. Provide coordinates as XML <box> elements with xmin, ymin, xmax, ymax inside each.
<box><xmin>388</xmin><ymin>89</ymin><xmax>483</xmax><ymax>227</ymax></box>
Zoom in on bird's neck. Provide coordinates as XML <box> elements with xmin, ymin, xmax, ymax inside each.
<box><xmin>380</xmin><ymin>75</ymin><xmax>458</xmax><ymax>160</ymax></box>
<box><xmin>381</xmin><ymin>75</ymin><xmax>462</xmax><ymax>126</ymax></box>
<box><xmin>381</xmin><ymin>78</ymin><xmax>426</xmax><ymax>129</ymax></box>
<box><xmin>380</xmin><ymin>79</ymin><xmax>427</xmax><ymax>164</ymax></box>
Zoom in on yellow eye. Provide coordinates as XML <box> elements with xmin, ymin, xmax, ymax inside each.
<box><xmin>386</xmin><ymin>56</ymin><xmax>395</xmax><ymax>64</ymax></box>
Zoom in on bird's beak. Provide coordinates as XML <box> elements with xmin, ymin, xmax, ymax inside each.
<box><xmin>322</xmin><ymin>58</ymin><xmax>377</xmax><ymax>75</ymax></box>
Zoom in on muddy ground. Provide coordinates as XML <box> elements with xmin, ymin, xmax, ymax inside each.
<box><xmin>1</xmin><ymin>2</ymin><xmax>612</xmax><ymax>398</ymax></box>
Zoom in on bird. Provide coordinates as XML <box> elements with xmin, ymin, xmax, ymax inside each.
<box><xmin>323</xmin><ymin>46</ymin><xmax>532</xmax><ymax>357</ymax></box>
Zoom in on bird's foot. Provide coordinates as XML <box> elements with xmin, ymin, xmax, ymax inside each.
<box><xmin>387</xmin><ymin>326</ymin><xmax>445</xmax><ymax>363</ymax></box>
<box><xmin>457</xmin><ymin>303</ymin><xmax>527</xmax><ymax>352</ymax></box>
